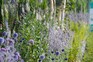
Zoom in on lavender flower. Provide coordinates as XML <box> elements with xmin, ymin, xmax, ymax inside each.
<box><xmin>28</xmin><ymin>39</ymin><xmax>34</xmax><ymax>45</ymax></box>
<box><xmin>0</xmin><ymin>56</ymin><xmax>4</xmax><ymax>62</ymax></box>
<box><xmin>51</xmin><ymin>58</ymin><xmax>54</xmax><ymax>61</ymax></box>
<box><xmin>20</xmin><ymin>38</ymin><xmax>25</xmax><ymax>42</ymax></box>
<box><xmin>22</xmin><ymin>38</ymin><xmax>25</xmax><ymax>40</ymax></box>
<box><xmin>14</xmin><ymin>52</ymin><xmax>20</xmax><ymax>57</ymax></box>
<box><xmin>39</xmin><ymin>54</ymin><xmax>45</xmax><ymax>60</ymax></box>
<box><xmin>13</xmin><ymin>33</ymin><xmax>18</xmax><ymax>38</ymax></box>
<box><xmin>9</xmin><ymin>39</ymin><xmax>15</xmax><ymax>46</ymax></box>
<box><xmin>38</xmin><ymin>60</ymin><xmax>42</xmax><ymax>62</ymax></box>
<box><xmin>62</xmin><ymin>49</ymin><xmax>64</xmax><ymax>52</ymax></box>
<box><xmin>51</xmin><ymin>51</ymin><xmax>54</xmax><ymax>54</ymax></box>
<box><xmin>21</xmin><ymin>59</ymin><xmax>24</xmax><ymax>62</ymax></box>
<box><xmin>55</xmin><ymin>51</ymin><xmax>60</xmax><ymax>56</ymax></box>
<box><xmin>0</xmin><ymin>48</ymin><xmax>7</xmax><ymax>52</ymax></box>
<box><xmin>0</xmin><ymin>37</ymin><xmax>4</xmax><ymax>45</ymax></box>
<box><xmin>64</xmin><ymin>58</ymin><xmax>68</xmax><ymax>60</ymax></box>
<box><xmin>2</xmin><ymin>31</ymin><xmax>7</xmax><ymax>37</ymax></box>
<box><xmin>14</xmin><ymin>55</ymin><xmax>19</xmax><ymax>61</ymax></box>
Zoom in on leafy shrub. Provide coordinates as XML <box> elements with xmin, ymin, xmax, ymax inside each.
<box><xmin>15</xmin><ymin>12</ymin><xmax>49</xmax><ymax>62</ymax></box>
<box><xmin>68</xmin><ymin>21</ymin><xmax>88</xmax><ymax>62</ymax></box>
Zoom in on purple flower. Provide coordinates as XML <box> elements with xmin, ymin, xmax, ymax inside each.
<box><xmin>51</xmin><ymin>51</ymin><xmax>54</xmax><ymax>54</ymax></box>
<box><xmin>10</xmin><ymin>0</ymin><xmax>15</xmax><ymax>4</ymax></box>
<box><xmin>64</xmin><ymin>58</ymin><xmax>68</xmax><ymax>60</ymax></box>
<box><xmin>0</xmin><ymin>56</ymin><xmax>4</xmax><ymax>62</ymax></box>
<box><xmin>55</xmin><ymin>51</ymin><xmax>60</xmax><ymax>56</ymax></box>
<box><xmin>14</xmin><ymin>55</ymin><xmax>19</xmax><ymax>61</ymax></box>
<box><xmin>28</xmin><ymin>39</ymin><xmax>34</xmax><ymax>45</ymax></box>
<box><xmin>13</xmin><ymin>33</ymin><xmax>18</xmax><ymax>38</ymax></box>
<box><xmin>39</xmin><ymin>54</ymin><xmax>45</xmax><ymax>60</ymax></box>
<box><xmin>9</xmin><ymin>39</ymin><xmax>15</xmax><ymax>46</ymax></box>
<box><xmin>0</xmin><ymin>48</ymin><xmax>7</xmax><ymax>52</ymax></box>
<box><xmin>22</xmin><ymin>38</ymin><xmax>25</xmax><ymax>40</ymax></box>
<box><xmin>51</xmin><ymin>58</ymin><xmax>54</xmax><ymax>61</ymax></box>
<box><xmin>62</xmin><ymin>49</ymin><xmax>64</xmax><ymax>52</ymax></box>
<box><xmin>21</xmin><ymin>59</ymin><xmax>24</xmax><ymax>62</ymax></box>
<box><xmin>0</xmin><ymin>37</ymin><xmax>4</xmax><ymax>45</ymax></box>
<box><xmin>38</xmin><ymin>60</ymin><xmax>42</xmax><ymax>62</ymax></box>
<box><xmin>20</xmin><ymin>38</ymin><xmax>25</xmax><ymax>42</ymax></box>
<box><xmin>6</xmin><ymin>38</ymin><xmax>15</xmax><ymax>46</ymax></box>
<box><xmin>14</xmin><ymin>52</ymin><xmax>20</xmax><ymax>57</ymax></box>
<box><xmin>2</xmin><ymin>31</ymin><xmax>7</xmax><ymax>37</ymax></box>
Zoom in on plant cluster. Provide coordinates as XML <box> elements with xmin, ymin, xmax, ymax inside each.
<box><xmin>0</xmin><ymin>32</ymin><xmax>23</xmax><ymax>62</ymax></box>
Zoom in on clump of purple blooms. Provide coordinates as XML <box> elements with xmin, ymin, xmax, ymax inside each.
<box><xmin>0</xmin><ymin>32</ymin><xmax>23</xmax><ymax>62</ymax></box>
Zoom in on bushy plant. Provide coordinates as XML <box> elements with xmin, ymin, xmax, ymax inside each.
<box><xmin>68</xmin><ymin>21</ymin><xmax>88</xmax><ymax>62</ymax></box>
<box><xmin>82</xmin><ymin>31</ymin><xmax>93</xmax><ymax>62</ymax></box>
<box><xmin>15</xmin><ymin>12</ymin><xmax>49</xmax><ymax>62</ymax></box>
<box><xmin>0</xmin><ymin>32</ymin><xmax>23</xmax><ymax>62</ymax></box>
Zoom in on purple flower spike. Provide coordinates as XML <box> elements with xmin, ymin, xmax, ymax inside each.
<box><xmin>0</xmin><ymin>37</ymin><xmax>4</xmax><ymax>45</ymax></box>
<box><xmin>55</xmin><ymin>51</ymin><xmax>60</xmax><ymax>56</ymax></box>
<box><xmin>13</xmin><ymin>33</ymin><xmax>18</xmax><ymax>38</ymax></box>
<box><xmin>28</xmin><ymin>39</ymin><xmax>34</xmax><ymax>45</ymax></box>
<box><xmin>39</xmin><ymin>54</ymin><xmax>45</xmax><ymax>60</ymax></box>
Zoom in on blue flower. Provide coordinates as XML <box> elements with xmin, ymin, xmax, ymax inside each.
<box><xmin>21</xmin><ymin>59</ymin><xmax>24</xmax><ymax>62</ymax></box>
<box><xmin>20</xmin><ymin>38</ymin><xmax>25</xmax><ymax>42</ymax></box>
<box><xmin>39</xmin><ymin>54</ymin><xmax>45</xmax><ymax>60</ymax></box>
<box><xmin>22</xmin><ymin>38</ymin><xmax>25</xmax><ymax>40</ymax></box>
<box><xmin>62</xmin><ymin>49</ymin><xmax>64</xmax><ymax>52</ymax></box>
<box><xmin>38</xmin><ymin>60</ymin><xmax>42</xmax><ymax>62</ymax></box>
<box><xmin>2</xmin><ymin>31</ymin><xmax>7</xmax><ymax>37</ymax></box>
<box><xmin>0</xmin><ymin>56</ymin><xmax>4</xmax><ymax>62</ymax></box>
<box><xmin>14</xmin><ymin>52</ymin><xmax>20</xmax><ymax>56</ymax></box>
<box><xmin>0</xmin><ymin>37</ymin><xmax>4</xmax><ymax>45</ymax></box>
<box><xmin>14</xmin><ymin>55</ymin><xmax>19</xmax><ymax>60</ymax></box>
<box><xmin>64</xmin><ymin>58</ymin><xmax>68</xmax><ymax>60</ymax></box>
<box><xmin>13</xmin><ymin>33</ymin><xmax>18</xmax><ymax>38</ymax></box>
<box><xmin>51</xmin><ymin>51</ymin><xmax>54</xmax><ymax>54</ymax></box>
<box><xmin>55</xmin><ymin>51</ymin><xmax>60</xmax><ymax>56</ymax></box>
<box><xmin>28</xmin><ymin>39</ymin><xmax>34</xmax><ymax>45</ymax></box>
<box><xmin>51</xmin><ymin>58</ymin><xmax>54</xmax><ymax>61</ymax></box>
